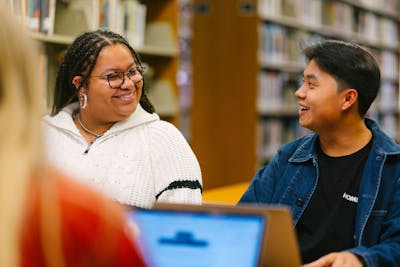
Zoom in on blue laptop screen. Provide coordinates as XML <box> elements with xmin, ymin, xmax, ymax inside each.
<box><xmin>128</xmin><ymin>209</ymin><xmax>265</xmax><ymax>267</ymax></box>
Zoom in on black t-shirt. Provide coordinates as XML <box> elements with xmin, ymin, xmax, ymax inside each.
<box><xmin>296</xmin><ymin>138</ymin><xmax>373</xmax><ymax>264</ymax></box>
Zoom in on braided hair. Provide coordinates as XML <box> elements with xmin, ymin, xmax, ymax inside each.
<box><xmin>50</xmin><ymin>29</ymin><xmax>155</xmax><ymax>116</ymax></box>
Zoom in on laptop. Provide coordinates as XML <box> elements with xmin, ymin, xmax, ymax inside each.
<box><xmin>127</xmin><ymin>203</ymin><xmax>301</xmax><ymax>267</ymax></box>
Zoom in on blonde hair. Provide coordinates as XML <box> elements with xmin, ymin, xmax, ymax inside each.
<box><xmin>0</xmin><ymin>4</ymin><xmax>52</xmax><ymax>266</ymax></box>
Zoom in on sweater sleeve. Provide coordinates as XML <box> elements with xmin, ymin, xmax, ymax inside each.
<box><xmin>147</xmin><ymin>120</ymin><xmax>202</xmax><ymax>204</ymax></box>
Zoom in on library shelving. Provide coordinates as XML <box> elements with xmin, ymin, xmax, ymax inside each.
<box><xmin>191</xmin><ymin>0</ymin><xmax>258</xmax><ymax>189</ymax></box>
<box><xmin>6</xmin><ymin>0</ymin><xmax>180</xmax><ymax>121</ymax></box>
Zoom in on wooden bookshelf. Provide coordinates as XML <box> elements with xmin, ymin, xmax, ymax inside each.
<box><xmin>191</xmin><ymin>0</ymin><xmax>258</xmax><ymax>189</ymax></box>
<box><xmin>140</xmin><ymin>0</ymin><xmax>180</xmax><ymax>123</ymax></box>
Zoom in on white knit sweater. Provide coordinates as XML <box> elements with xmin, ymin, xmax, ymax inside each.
<box><xmin>42</xmin><ymin>103</ymin><xmax>202</xmax><ymax>208</ymax></box>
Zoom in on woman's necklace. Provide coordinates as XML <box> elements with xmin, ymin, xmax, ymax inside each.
<box><xmin>76</xmin><ymin>112</ymin><xmax>103</xmax><ymax>139</ymax></box>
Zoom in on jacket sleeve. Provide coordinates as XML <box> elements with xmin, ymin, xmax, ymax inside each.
<box><xmin>347</xmin><ymin>176</ymin><xmax>400</xmax><ymax>267</ymax></box>
<box><xmin>238</xmin><ymin>152</ymin><xmax>280</xmax><ymax>204</ymax></box>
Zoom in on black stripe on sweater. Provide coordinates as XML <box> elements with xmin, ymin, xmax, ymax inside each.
<box><xmin>156</xmin><ymin>180</ymin><xmax>202</xmax><ymax>200</ymax></box>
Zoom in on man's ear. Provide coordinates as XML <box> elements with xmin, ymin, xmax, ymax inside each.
<box><xmin>72</xmin><ymin>76</ymin><xmax>82</xmax><ymax>90</ymax></box>
<box><xmin>342</xmin><ymin>88</ymin><xmax>358</xmax><ymax>111</ymax></box>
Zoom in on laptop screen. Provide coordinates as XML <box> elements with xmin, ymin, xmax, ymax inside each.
<box><xmin>128</xmin><ymin>209</ymin><xmax>266</xmax><ymax>267</ymax></box>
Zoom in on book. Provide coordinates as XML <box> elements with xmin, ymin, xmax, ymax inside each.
<box><xmin>27</xmin><ymin>0</ymin><xmax>41</xmax><ymax>32</ymax></box>
<box><xmin>40</xmin><ymin>0</ymin><xmax>56</xmax><ymax>34</ymax></box>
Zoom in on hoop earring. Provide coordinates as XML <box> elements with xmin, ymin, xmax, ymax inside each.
<box><xmin>79</xmin><ymin>93</ymin><xmax>87</xmax><ymax>109</ymax></box>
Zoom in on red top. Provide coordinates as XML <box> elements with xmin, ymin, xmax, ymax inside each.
<box><xmin>20</xmin><ymin>170</ymin><xmax>147</xmax><ymax>267</ymax></box>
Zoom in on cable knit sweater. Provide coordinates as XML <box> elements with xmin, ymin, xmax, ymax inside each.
<box><xmin>42</xmin><ymin>103</ymin><xmax>202</xmax><ymax>208</ymax></box>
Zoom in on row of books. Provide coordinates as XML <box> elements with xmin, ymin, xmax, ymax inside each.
<box><xmin>99</xmin><ymin>0</ymin><xmax>147</xmax><ymax>48</ymax></box>
<box><xmin>259</xmin><ymin>0</ymin><xmax>399</xmax><ymax>18</ymax></box>
<box><xmin>5</xmin><ymin>0</ymin><xmax>147</xmax><ymax>48</ymax></box>
<box><xmin>379</xmin><ymin>114</ymin><xmax>398</xmax><ymax>140</ymax></box>
<box><xmin>377</xmin><ymin>82</ymin><xmax>399</xmax><ymax>113</ymax></box>
<box><xmin>322</xmin><ymin>2</ymin><xmax>399</xmax><ymax>47</ymax></box>
<box><xmin>259</xmin><ymin>0</ymin><xmax>399</xmax><ymax>48</ymax></box>
<box><xmin>259</xmin><ymin>0</ymin><xmax>322</xmax><ymax>26</ymax></box>
<box><xmin>358</xmin><ymin>0</ymin><xmax>399</xmax><ymax>10</ymax></box>
<box><xmin>368</xmin><ymin>110</ymin><xmax>398</xmax><ymax>139</ymax></box>
<box><xmin>375</xmin><ymin>51</ymin><xmax>399</xmax><ymax>80</ymax></box>
<box><xmin>259</xmin><ymin>23</ymin><xmax>323</xmax><ymax>65</ymax></box>
<box><xmin>257</xmin><ymin>71</ymin><xmax>298</xmax><ymax>113</ymax></box>
<box><xmin>6</xmin><ymin>0</ymin><xmax>55</xmax><ymax>34</ymax></box>
<box><xmin>355</xmin><ymin>10</ymin><xmax>398</xmax><ymax>47</ymax></box>
<box><xmin>322</xmin><ymin>2</ymin><xmax>353</xmax><ymax>34</ymax></box>
<box><xmin>257</xmin><ymin>118</ymin><xmax>311</xmax><ymax>161</ymax></box>
<box><xmin>259</xmin><ymin>23</ymin><xmax>399</xmax><ymax>80</ymax></box>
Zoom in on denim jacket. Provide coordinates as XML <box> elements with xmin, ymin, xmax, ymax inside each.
<box><xmin>239</xmin><ymin>119</ymin><xmax>400</xmax><ymax>267</ymax></box>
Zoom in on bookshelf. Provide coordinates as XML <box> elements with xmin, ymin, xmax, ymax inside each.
<box><xmin>191</xmin><ymin>0</ymin><xmax>258</xmax><ymax>189</ymax></box>
<box><xmin>190</xmin><ymin>0</ymin><xmax>400</xmax><ymax>190</ymax></box>
<box><xmin>7</xmin><ymin>0</ymin><xmax>180</xmax><ymax>121</ymax></box>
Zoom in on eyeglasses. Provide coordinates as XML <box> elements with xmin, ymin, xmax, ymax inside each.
<box><xmin>91</xmin><ymin>66</ymin><xmax>145</xmax><ymax>89</ymax></box>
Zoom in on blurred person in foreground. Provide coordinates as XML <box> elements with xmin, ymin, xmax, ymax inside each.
<box><xmin>239</xmin><ymin>40</ymin><xmax>400</xmax><ymax>267</ymax></box>
<box><xmin>0</xmin><ymin>4</ymin><xmax>146</xmax><ymax>267</ymax></box>
<box><xmin>42</xmin><ymin>29</ymin><xmax>202</xmax><ymax>209</ymax></box>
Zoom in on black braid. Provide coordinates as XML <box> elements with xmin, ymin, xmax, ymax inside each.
<box><xmin>51</xmin><ymin>29</ymin><xmax>155</xmax><ymax>116</ymax></box>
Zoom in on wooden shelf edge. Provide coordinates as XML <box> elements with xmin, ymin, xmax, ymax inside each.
<box><xmin>258</xmin><ymin>57</ymin><xmax>305</xmax><ymax>72</ymax></box>
<box><xmin>339</xmin><ymin>0</ymin><xmax>400</xmax><ymax>21</ymax></box>
<box><xmin>30</xmin><ymin>32</ymin><xmax>74</xmax><ymax>45</ymax></box>
<box><xmin>258</xmin><ymin>14</ymin><xmax>400</xmax><ymax>51</ymax></box>
<box><xmin>137</xmin><ymin>44</ymin><xmax>178</xmax><ymax>57</ymax></box>
<box><xmin>31</xmin><ymin>32</ymin><xmax>179</xmax><ymax>58</ymax></box>
<box><xmin>258</xmin><ymin>106</ymin><xmax>299</xmax><ymax>117</ymax></box>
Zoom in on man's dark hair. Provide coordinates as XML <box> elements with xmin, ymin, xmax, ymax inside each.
<box><xmin>303</xmin><ymin>40</ymin><xmax>380</xmax><ymax>117</ymax></box>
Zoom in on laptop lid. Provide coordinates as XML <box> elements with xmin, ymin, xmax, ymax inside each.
<box><xmin>127</xmin><ymin>203</ymin><xmax>301</xmax><ymax>267</ymax></box>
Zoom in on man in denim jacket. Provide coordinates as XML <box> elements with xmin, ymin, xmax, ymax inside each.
<box><xmin>239</xmin><ymin>40</ymin><xmax>400</xmax><ymax>267</ymax></box>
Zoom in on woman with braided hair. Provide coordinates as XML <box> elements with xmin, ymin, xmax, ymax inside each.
<box><xmin>0</xmin><ymin>5</ymin><xmax>146</xmax><ymax>266</ymax></box>
<box><xmin>43</xmin><ymin>29</ymin><xmax>202</xmax><ymax>209</ymax></box>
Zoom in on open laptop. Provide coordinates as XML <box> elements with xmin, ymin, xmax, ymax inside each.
<box><xmin>127</xmin><ymin>203</ymin><xmax>301</xmax><ymax>267</ymax></box>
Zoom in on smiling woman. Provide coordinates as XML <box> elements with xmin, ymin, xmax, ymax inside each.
<box><xmin>73</xmin><ymin>44</ymin><xmax>144</xmax><ymax>125</ymax></box>
<box><xmin>42</xmin><ymin>30</ymin><xmax>202</xmax><ymax>209</ymax></box>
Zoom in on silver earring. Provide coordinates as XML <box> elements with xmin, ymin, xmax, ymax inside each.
<box><xmin>79</xmin><ymin>93</ymin><xmax>87</xmax><ymax>109</ymax></box>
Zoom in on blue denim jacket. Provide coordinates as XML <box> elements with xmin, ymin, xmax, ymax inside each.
<box><xmin>239</xmin><ymin>119</ymin><xmax>400</xmax><ymax>267</ymax></box>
